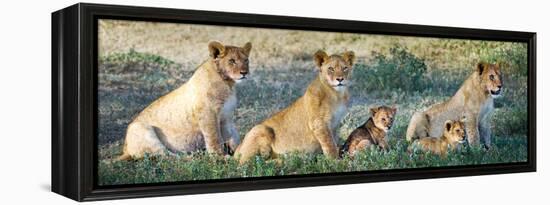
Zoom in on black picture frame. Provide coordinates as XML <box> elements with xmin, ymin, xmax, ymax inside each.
<box><xmin>52</xmin><ymin>3</ymin><xmax>536</xmax><ymax>201</ymax></box>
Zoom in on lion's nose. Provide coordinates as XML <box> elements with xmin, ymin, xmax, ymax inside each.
<box><xmin>240</xmin><ymin>71</ymin><xmax>248</xmax><ymax>76</ymax></box>
<box><xmin>336</xmin><ymin>78</ymin><xmax>344</xmax><ymax>82</ymax></box>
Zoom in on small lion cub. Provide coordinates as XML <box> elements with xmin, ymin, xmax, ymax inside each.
<box><xmin>341</xmin><ymin>106</ymin><xmax>397</xmax><ymax>156</ymax></box>
<box><xmin>408</xmin><ymin>118</ymin><xmax>466</xmax><ymax>157</ymax></box>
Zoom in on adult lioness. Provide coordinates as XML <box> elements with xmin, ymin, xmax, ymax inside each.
<box><xmin>118</xmin><ymin>41</ymin><xmax>252</xmax><ymax>160</ymax></box>
<box><xmin>405</xmin><ymin>62</ymin><xmax>503</xmax><ymax>149</ymax></box>
<box><xmin>234</xmin><ymin>50</ymin><xmax>356</xmax><ymax>164</ymax></box>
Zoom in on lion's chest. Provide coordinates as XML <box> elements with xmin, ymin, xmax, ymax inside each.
<box><xmin>221</xmin><ymin>93</ymin><xmax>237</xmax><ymax>119</ymax></box>
<box><xmin>479</xmin><ymin>98</ymin><xmax>494</xmax><ymax>120</ymax></box>
<box><xmin>330</xmin><ymin>102</ymin><xmax>348</xmax><ymax>130</ymax></box>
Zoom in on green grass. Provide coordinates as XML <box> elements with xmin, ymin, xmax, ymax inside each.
<box><xmin>98</xmin><ymin>136</ymin><xmax>527</xmax><ymax>185</ymax></box>
<box><xmin>97</xmin><ymin>20</ymin><xmax>529</xmax><ymax>186</ymax></box>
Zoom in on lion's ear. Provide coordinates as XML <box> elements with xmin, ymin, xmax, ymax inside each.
<box><xmin>342</xmin><ymin>51</ymin><xmax>356</xmax><ymax>66</ymax></box>
<box><xmin>425</xmin><ymin>114</ymin><xmax>431</xmax><ymax>123</ymax></box>
<box><xmin>477</xmin><ymin>62</ymin><xmax>486</xmax><ymax>75</ymax></box>
<box><xmin>445</xmin><ymin>120</ymin><xmax>453</xmax><ymax>132</ymax></box>
<box><xmin>208</xmin><ymin>41</ymin><xmax>226</xmax><ymax>59</ymax></box>
<box><xmin>243</xmin><ymin>42</ymin><xmax>252</xmax><ymax>56</ymax></box>
<box><xmin>370</xmin><ymin>107</ymin><xmax>379</xmax><ymax>115</ymax></box>
<box><xmin>314</xmin><ymin>50</ymin><xmax>329</xmax><ymax>69</ymax></box>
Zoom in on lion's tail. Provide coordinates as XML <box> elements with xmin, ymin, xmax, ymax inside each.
<box><xmin>98</xmin><ymin>152</ymin><xmax>131</xmax><ymax>165</ymax></box>
<box><xmin>116</xmin><ymin>153</ymin><xmax>132</xmax><ymax>161</ymax></box>
<box><xmin>406</xmin><ymin>112</ymin><xmax>430</xmax><ymax>142</ymax></box>
<box><xmin>115</xmin><ymin>140</ymin><xmax>132</xmax><ymax>161</ymax></box>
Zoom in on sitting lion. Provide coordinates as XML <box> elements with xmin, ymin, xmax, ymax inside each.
<box><xmin>117</xmin><ymin>41</ymin><xmax>252</xmax><ymax>160</ymax></box>
<box><xmin>408</xmin><ymin>118</ymin><xmax>466</xmax><ymax>158</ymax></box>
<box><xmin>341</xmin><ymin>106</ymin><xmax>397</xmax><ymax>156</ymax></box>
<box><xmin>234</xmin><ymin>50</ymin><xmax>356</xmax><ymax>164</ymax></box>
<box><xmin>405</xmin><ymin>63</ymin><xmax>503</xmax><ymax>149</ymax></box>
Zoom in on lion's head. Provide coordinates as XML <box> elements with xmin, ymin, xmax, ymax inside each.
<box><xmin>477</xmin><ymin>62</ymin><xmax>503</xmax><ymax>98</ymax></box>
<box><xmin>443</xmin><ymin>118</ymin><xmax>466</xmax><ymax>144</ymax></box>
<box><xmin>371</xmin><ymin>106</ymin><xmax>397</xmax><ymax>133</ymax></box>
<box><xmin>314</xmin><ymin>50</ymin><xmax>356</xmax><ymax>92</ymax></box>
<box><xmin>209</xmin><ymin>41</ymin><xmax>252</xmax><ymax>83</ymax></box>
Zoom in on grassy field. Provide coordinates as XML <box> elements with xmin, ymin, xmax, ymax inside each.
<box><xmin>97</xmin><ymin>20</ymin><xmax>528</xmax><ymax>186</ymax></box>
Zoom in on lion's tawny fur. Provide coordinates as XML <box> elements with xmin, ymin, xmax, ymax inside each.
<box><xmin>408</xmin><ymin>119</ymin><xmax>466</xmax><ymax>157</ymax></box>
<box><xmin>405</xmin><ymin>63</ymin><xmax>503</xmax><ymax>148</ymax></box>
<box><xmin>234</xmin><ymin>50</ymin><xmax>356</xmax><ymax>164</ymax></box>
<box><xmin>341</xmin><ymin>106</ymin><xmax>396</xmax><ymax>156</ymax></box>
<box><xmin>118</xmin><ymin>41</ymin><xmax>252</xmax><ymax>160</ymax></box>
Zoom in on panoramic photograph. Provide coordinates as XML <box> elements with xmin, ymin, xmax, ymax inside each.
<box><xmin>97</xmin><ymin>19</ymin><xmax>528</xmax><ymax>186</ymax></box>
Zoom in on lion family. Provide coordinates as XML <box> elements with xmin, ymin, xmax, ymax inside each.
<box><xmin>118</xmin><ymin>41</ymin><xmax>503</xmax><ymax>164</ymax></box>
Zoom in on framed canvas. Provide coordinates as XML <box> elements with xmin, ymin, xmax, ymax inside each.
<box><xmin>52</xmin><ymin>3</ymin><xmax>536</xmax><ymax>201</ymax></box>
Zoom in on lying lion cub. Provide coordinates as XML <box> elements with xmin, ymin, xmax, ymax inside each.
<box><xmin>408</xmin><ymin>118</ymin><xmax>466</xmax><ymax>158</ymax></box>
<box><xmin>341</xmin><ymin>106</ymin><xmax>397</xmax><ymax>156</ymax></box>
<box><xmin>118</xmin><ymin>41</ymin><xmax>252</xmax><ymax>160</ymax></box>
<box><xmin>234</xmin><ymin>50</ymin><xmax>356</xmax><ymax>164</ymax></box>
<box><xmin>406</xmin><ymin>63</ymin><xmax>503</xmax><ymax>149</ymax></box>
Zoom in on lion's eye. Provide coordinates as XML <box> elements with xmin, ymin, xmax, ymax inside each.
<box><xmin>328</xmin><ymin>67</ymin><xmax>334</xmax><ymax>72</ymax></box>
<box><xmin>229</xmin><ymin>59</ymin><xmax>236</xmax><ymax>64</ymax></box>
<box><xmin>343</xmin><ymin>67</ymin><xmax>349</xmax><ymax>72</ymax></box>
<box><xmin>489</xmin><ymin>74</ymin><xmax>495</xmax><ymax>80</ymax></box>
<box><xmin>455</xmin><ymin>129</ymin><xmax>461</xmax><ymax>132</ymax></box>
<box><xmin>244</xmin><ymin>59</ymin><xmax>249</xmax><ymax>64</ymax></box>
<box><xmin>382</xmin><ymin>118</ymin><xmax>386</xmax><ymax>121</ymax></box>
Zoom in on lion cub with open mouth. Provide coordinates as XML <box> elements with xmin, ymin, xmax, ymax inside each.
<box><xmin>408</xmin><ymin>118</ymin><xmax>466</xmax><ymax>158</ymax></box>
<box><xmin>341</xmin><ymin>106</ymin><xmax>396</xmax><ymax>156</ymax></box>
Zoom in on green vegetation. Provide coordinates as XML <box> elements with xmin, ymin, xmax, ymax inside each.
<box><xmin>355</xmin><ymin>46</ymin><xmax>429</xmax><ymax>93</ymax></box>
<box><xmin>97</xmin><ymin>20</ymin><xmax>529</xmax><ymax>186</ymax></box>
<box><xmin>99</xmin><ymin>136</ymin><xmax>526</xmax><ymax>185</ymax></box>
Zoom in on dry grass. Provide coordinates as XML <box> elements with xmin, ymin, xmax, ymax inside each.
<box><xmin>99</xmin><ymin>19</ymin><xmax>524</xmax><ymax>71</ymax></box>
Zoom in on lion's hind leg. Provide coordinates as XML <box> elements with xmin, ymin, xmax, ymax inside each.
<box><xmin>348</xmin><ymin>140</ymin><xmax>372</xmax><ymax>157</ymax></box>
<box><xmin>234</xmin><ymin>125</ymin><xmax>275</xmax><ymax>164</ymax></box>
<box><xmin>119</xmin><ymin>121</ymin><xmax>171</xmax><ymax>160</ymax></box>
<box><xmin>406</xmin><ymin>112</ymin><xmax>430</xmax><ymax>142</ymax></box>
